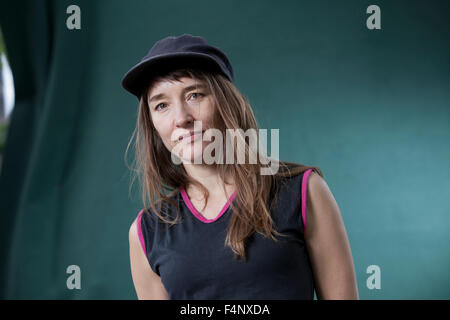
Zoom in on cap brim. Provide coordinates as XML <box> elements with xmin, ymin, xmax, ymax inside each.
<box><xmin>121</xmin><ymin>52</ymin><xmax>230</xmax><ymax>99</ymax></box>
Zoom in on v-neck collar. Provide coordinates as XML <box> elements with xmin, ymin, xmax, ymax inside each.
<box><xmin>180</xmin><ymin>188</ymin><xmax>237</xmax><ymax>224</ymax></box>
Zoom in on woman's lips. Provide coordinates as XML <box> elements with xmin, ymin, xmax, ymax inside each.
<box><xmin>179</xmin><ymin>131</ymin><xmax>204</xmax><ymax>143</ymax></box>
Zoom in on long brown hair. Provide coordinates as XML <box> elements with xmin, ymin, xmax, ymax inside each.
<box><xmin>126</xmin><ymin>68</ymin><xmax>323</xmax><ymax>261</ymax></box>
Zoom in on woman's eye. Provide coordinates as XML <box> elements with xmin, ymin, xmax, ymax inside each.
<box><xmin>189</xmin><ymin>92</ymin><xmax>204</xmax><ymax>100</ymax></box>
<box><xmin>155</xmin><ymin>103</ymin><xmax>166</xmax><ymax>111</ymax></box>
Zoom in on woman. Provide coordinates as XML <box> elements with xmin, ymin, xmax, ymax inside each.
<box><xmin>122</xmin><ymin>34</ymin><xmax>358</xmax><ymax>300</ymax></box>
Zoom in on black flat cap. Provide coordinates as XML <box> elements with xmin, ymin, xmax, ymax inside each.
<box><xmin>121</xmin><ymin>34</ymin><xmax>234</xmax><ymax>100</ymax></box>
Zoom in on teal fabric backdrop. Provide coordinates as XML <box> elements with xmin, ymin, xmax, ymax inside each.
<box><xmin>0</xmin><ymin>0</ymin><xmax>449</xmax><ymax>299</ymax></box>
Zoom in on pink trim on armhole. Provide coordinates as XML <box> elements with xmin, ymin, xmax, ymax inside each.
<box><xmin>301</xmin><ymin>169</ymin><xmax>314</xmax><ymax>234</ymax></box>
<box><xmin>136</xmin><ymin>209</ymin><xmax>146</xmax><ymax>255</ymax></box>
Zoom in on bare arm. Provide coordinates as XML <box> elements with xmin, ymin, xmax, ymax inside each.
<box><xmin>129</xmin><ymin>218</ymin><xmax>169</xmax><ymax>300</ymax></box>
<box><xmin>304</xmin><ymin>172</ymin><xmax>359</xmax><ymax>299</ymax></box>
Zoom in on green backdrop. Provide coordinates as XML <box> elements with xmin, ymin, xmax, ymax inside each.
<box><xmin>0</xmin><ymin>0</ymin><xmax>449</xmax><ymax>299</ymax></box>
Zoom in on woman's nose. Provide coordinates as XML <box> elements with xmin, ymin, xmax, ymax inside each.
<box><xmin>174</xmin><ymin>101</ymin><xmax>194</xmax><ymax>127</ymax></box>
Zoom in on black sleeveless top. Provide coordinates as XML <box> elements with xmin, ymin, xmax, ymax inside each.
<box><xmin>135</xmin><ymin>169</ymin><xmax>316</xmax><ymax>299</ymax></box>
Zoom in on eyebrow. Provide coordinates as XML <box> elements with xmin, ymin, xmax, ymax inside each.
<box><xmin>148</xmin><ymin>84</ymin><xmax>207</xmax><ymax>104</ymax></box>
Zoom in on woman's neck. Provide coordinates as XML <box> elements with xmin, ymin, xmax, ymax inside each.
<box><xmin>182</xmin><ymin>163</ymin><xmax>235</xmax><ymax>199</ymax></box>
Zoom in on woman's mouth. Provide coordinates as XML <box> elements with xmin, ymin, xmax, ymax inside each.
<box><xmin>179</xmin><ymin>131</ymin><xmax>204</xmax><ymax>143</ymax></box>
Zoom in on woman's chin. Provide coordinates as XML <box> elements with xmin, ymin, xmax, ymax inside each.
<box><xmin>179</xmin><ymin>146</ymin><xmax>204</xmax><ymax>164</ymax></box>
<box><xmin>170</xmin><ymin>140</ymin><xmax>214</xmax><ymax>165</ymax></box>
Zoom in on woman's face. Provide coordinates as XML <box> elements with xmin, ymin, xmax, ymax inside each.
<box><xmin>147</xmin><ymin>76</ymin><xmax>216</xmax><ymax>164</ymax></box>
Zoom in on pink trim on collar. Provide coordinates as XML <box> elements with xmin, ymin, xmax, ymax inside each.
<box><xmin>180</xmin><ymin>189</ymin><xmax>237</xmax><ymax>223</ymax></box>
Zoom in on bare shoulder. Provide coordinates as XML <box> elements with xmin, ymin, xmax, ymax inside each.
<box><xmin>307</xmin><ymin>171</ymin><xmax>338</xmax><ymax>210</ymax></box>
<box><xmin>128</xmin><ymin>214</ymin><xmax>169</xmax><ymax>300</ymax></box>
<box><xmin>304</xmin><ymin>171</ymin><xmax>359</xmax><ymax>299</ymax></box>
<box><xmin>308</xmin><ymin>171</ymin><xmax>331</xmax><ymax>194</ymax></box>
<box><xmin>129</xmin><ymin>217</ymin><xmax>143</xmax><ymax>252</ymax></box>
<box><xmin>129</xmin><ymin>218</ymin><xmax>137</xmax><ymax>238</ymax></box>
<box><xmin>305</xmin><ymin>171</ymin><xmax>343</xmax><ymax>238</ymax></box>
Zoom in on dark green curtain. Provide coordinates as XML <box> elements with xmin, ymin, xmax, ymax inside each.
<box><xmin>0</xmin><ymin>0</ymin><xmax>449</xmax><ymax>299</ymax></box>
<box><xmin>0</xmin><ymin>0</ymin><xmax>138</xmax><ymax>299</ymax></box>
